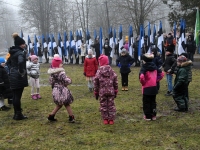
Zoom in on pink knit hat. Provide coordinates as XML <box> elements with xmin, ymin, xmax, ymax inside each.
<box><xmin>52</xmin><ymin>57</ymin><xmax>62</xmax><ymax>68</ymax></box>
<box><xmin>31</xmin><ymin>55</ymin><xmax>38</xmax><ymax>62</ymax></box>
<box><xmin>98</xmin><ymin>54</ymin><xmax>109</xmax><ymax>66</ymax></box>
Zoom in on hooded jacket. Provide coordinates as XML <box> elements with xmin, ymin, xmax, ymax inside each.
<box><xmin>6</xmin><ymin>46</ymin><xmax>28</xmax><ymax>89</ymax></box>
<box><xmin>84</xmin><ymin>55</ymin><xmax>98</xmax><ymax>77</ymax></box>
<box><xmin>94</xmin><ymin>65</ymin><xmax>118</xmax><ymax>97</ymax></box>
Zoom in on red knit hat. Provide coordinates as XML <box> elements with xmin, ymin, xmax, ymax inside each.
<box><xmin>52</xmin><ymin>57</ymin><xmax>62</xmax><ymax>68</ymax></box>
<box><xmin>98</xmin><ymin>54</ymin><xmax>109</xmax><ymax>66</ymax></box>
<box><xmin>177</xmin><ymin>55</ymin><xmax>187</xmax><ymax>63</ymax></box>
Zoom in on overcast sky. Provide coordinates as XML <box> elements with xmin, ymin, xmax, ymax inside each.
<box><xmin>4</xmin><ymin>0</ymin><xmax>21</xmax><ymax>11</ymax></box>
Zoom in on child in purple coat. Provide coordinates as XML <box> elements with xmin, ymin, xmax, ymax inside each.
<box><xmin>47</xmin><ymin>56</ymin><xmax>75</xmax><ymax>122</ymax></box>
<box><xmin>139</xmin><ymin>53</ymin><xmax>164</xmax><ymax>121</ymax></box>
<box><xmin>94</xmin><ymin>54</ymin><xmax>118</xmax><ymax>125</ymax></box>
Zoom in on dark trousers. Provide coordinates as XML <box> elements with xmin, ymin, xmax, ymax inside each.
<box><xmin>186</xmin><ymin>81</ymin><xmax>190</xmax><ymax>100</ymax></box>
<box><xmin>121</xmin><ymin>73</ymin><xmax>128</xmax><ymax>86</ymax></box>
<box><xmin>143</xmin><ymin>94</ymin><xmax>157</xmax><ymax>119</ymax></box>
<box><xmin>157</xmin><ymin>82</ymin><xmax>160</xmax><ymax>91</ymax></box>
<box><xmin>81</xmin><ymin>56</ymin><xmax>85</xmax><ymax>63</ymax></box>
<box><xmin>12</xmin><ymin>88</ymin><xmax>24</xmax><ymax>111</ymax></box>
<box><xmin>187</xmin><ymin>52</ymin><xmax>194</xmax><ymax>62</ymax></box>
<box><xmin>134</xmin><ymin>52</ymin><xmax>140</xmax><ymax>66</ymax></box>
<box><xmin>44</xmin><ymin>51</ymin><xmax>49</xmax><ymax>63</ymax></box>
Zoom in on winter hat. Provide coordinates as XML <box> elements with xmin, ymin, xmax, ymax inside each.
<box><xmin>121</xmin><ymin>48</ymin><xmax>127</xmax><ymax>53</ymax></box>
<box><xmin>98</xmin><ymin>54</ymin><xmax>109</xmax><ymax>66</ymax></box>
<box><xmin>54</xmin><ymin>54</ymin><xmax>60</xmax><ymax>58</ymax></box>
<box><xmin>52</xmin><ymin>57</ymin><xmax>62</xmax><ymax>68</ymax></box>
<box><xmin>142</xmin><ymin>53</ymin><xmax>154</xmax><ymax>62</ymax></box>
<box><xmin>88</xmin><ymin>49</ymin><xmax>93</xmax><ymax>54</ymax></box>
<box><xmin>180</xmin><ymin>53</ymin><xmax>188</xmax><ymax>58</ymax></box>
<box><xmin>166</xmin><ymin>44</ymin><xmax>174</xmax><ymax>53</ymax></box>
<box><xmin>31</xmin><ymin>55</ymin><xmax>38</xmax><ymax>62</ymax></box>
<box><xmin>177</xmin><ymin>55</ymin><xmax>187</xmax><ymax>63</ymax></box>
<box><xmin>0</xmin><ymin>57</ymin><xmax>5</xmax><ymax>64</ymax></box>
<box><xmin>12</xmin><ymin>33</ymin><xmax>25</xmax><ymax>46</ymax></box>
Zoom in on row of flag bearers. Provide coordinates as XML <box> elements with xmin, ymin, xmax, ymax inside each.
<box><xmin>22</xmin><ymin>19</ymin><xmax>187</xmax><ymax>64</ymax></box>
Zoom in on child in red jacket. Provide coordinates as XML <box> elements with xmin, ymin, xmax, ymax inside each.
<box><xmin>139</xmin><ymin>53</ymin><xmax>164</xmax><ymax>121</ymax></box>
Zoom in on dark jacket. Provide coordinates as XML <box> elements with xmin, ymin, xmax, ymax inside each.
<box><xmin>91</xmin><ymin>42</ymin><xmax>100</xmax><ymax>59</ymax></box>
<box><xmin>37</xmin><ymin>47</ymin><xmax>43</xmax><ymax>56</ymax></box>
<box><xmin>162</xmin><ymin>53</ymin><xmax>177</xmax><ymax>73</ymax></box>
<box><xmin>6</xmin><ymin>46</ymin><xmax>28</xmax><ymax>89</ymax></box>
<box><xmin>0</xmin><ymin>66</ymin><xmax>13</xmax><ymax>98</ymax></box>
<box><xmin>116</xmin><ymin>53</ymin><xmax>134</xmax><ymax>74</ymax></box>
<box><xmin>103</xmin><ymin>42</ymin><xmax>112</xmax><ymax>56</ymax></box>
<box><xmin>185</xmin><ymin>40</ymin><xmax>196</xmax><ymax>53</ymax></box>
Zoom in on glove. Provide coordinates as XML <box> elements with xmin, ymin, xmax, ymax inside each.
<box><xmin>83</xmin><ymin>72</ymin><xmax>86</xmax><ymax>76</ymax></box>
<box><xmin>128</xmin><ymin>64</ymin><xmax>131</xmax><ymax>68</ymax></box>
<box><xmin>117</xmin><ymin>63</ymin><xmax>121</xmax><ymax>68</ymax></box>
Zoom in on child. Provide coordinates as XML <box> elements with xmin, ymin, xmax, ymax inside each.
<box><xmin>116</xmin><ymin>48</ymin><xmax>134</xmax><ymax>91</ymax></box>
<box><xmin>83</xmin><ymin>49</ymin><xmax>98</xmax><ymax>92</ymax></box>
<box><xmin>94</xmin><ymin>54</ymin><xmax>118</xmax><ymax>125</ymax></box>
<box><xmin>162</xmin><ymin>45</ymin><xmax>177</xmax><ymax>96</ymax></box>
<box><xmin>47</xmin><ymin>56</ymin><xmax>75</xmax><ymax>122</ymax></box>
<box><xmin>27</xmin><ymin>55</ymin><xmax>41</xmax><ymax>100</ymax></box>
<box><xmin>173</xmin><ymin>55</ymin><xmax>189</xmax><ymax>112</ymax></box>
<box><xmin>139</xmin><ymin>53</ymin><xmax>164</xmax><ymax>121</ymax></box>
<box><xmin>0</xmin><ymin>58</ymin><xmax>12</xmax><ymax>111</ymax></box>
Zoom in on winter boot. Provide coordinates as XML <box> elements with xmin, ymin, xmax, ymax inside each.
<box><xmin>121</xmin><ymin>87</ymin><xmax>125</xmax><ymax>91</ymax></box>
<box><xmin>36</xmin><ymin>94</ymin><xmax>42</xmax><ymax>99</ymax></box>
<box><xmin>13</xmin><ymin>110</ymin><xmax>28</xmax><ymax>120</ymax></box>
<box><xmin>109</xmin><ymin>120</ymin><xmax>114</xmax><ymax>125</ymax></box>
<box><xmin>48</xmin><ymin>114</ymin><xmax>57</xmax><ymax>121</ymax></box>
<box><xmin>31</xmin><ymin>94</ymin><xmax>38</xmax><ymax>100</ymax></box>
<box><xmin>103</xmin><ymin>119</ymin><xmax>109</xmax><ymax>125</ymax></box>
<box><xmin>69</xmin><ymin>115</ymin><xmax>75</xmax><ymax>123</ymax></box>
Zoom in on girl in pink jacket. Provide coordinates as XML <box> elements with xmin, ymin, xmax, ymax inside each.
<box><xmin>139</xmin><ymin>53</ymin><xmax>164</xmax><ymax>121</ymax></box>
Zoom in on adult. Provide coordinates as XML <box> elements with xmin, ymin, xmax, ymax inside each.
<box><xmin>132</xmin><ymin>37</ymin><xmax>140</xmax><ymax>67</ymax></box>
<box><xmin>185</xmin><ymin>35</ymin><xmax>196</xmax><ymax>62</ymax></box>
<box><xmin>91</xmin><ymin>37</ymin><xmax>100</xmax><ymax>61</ymax></box>
<box><xmin>6</xmin><ymin>33</ymin><xmax>28</xmax><ymax>120</ymax></box>
<box><xmin>37</xmin><ymin>43</ymin><xmax>43</xmax><ymax>63</ymax></box>
<box><xmin>83</xmin><ymin>49</ymin><xmax>98</xmax><ymax>92</ymax></box>
<box><xmin>103</xmin><ymin>38</ymin><xmax>112</xmax><ymax>65</ymax></box>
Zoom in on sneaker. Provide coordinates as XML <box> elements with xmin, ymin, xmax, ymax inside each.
<box><xmin>103</xmin><ymin>119</ymin><xmax>109</xmax><ymax>125</ymax></box>
<box><xmin>0</xmin><ymin>105</ymin><xmax>11</xmax><ymax>111</ymax></box>
<box><xmin>143</xmin><ymin>115</ymin><xmax>151</xmax><ymax>121</ymax></box>
<box><xmin>109</xmin><ymin>120</ymin><xmax>114</xmax><ymax>125</ymax></box>
<box><xmin>31</xmin><ymin>94</ymin><xmax>38</xmax><ymax>100</ymax></box>
<box><xmin>69</xmin><ymin>115</ymin><xmax>75</xmax><ymax>123</ymax></box>
<box><xmin>48</xmin><ymin>114</ymin><xmax>57</xmax><ymax>121</ymax></box>
<box><xmin>36</xmin><ymin>94</ymin><xmax>42</xmax><ymax>99</ymax></box>
<box><xmin>152</xmin><ymin>116</ymin><xmax>156</xmax><ymax>121</ymax></box>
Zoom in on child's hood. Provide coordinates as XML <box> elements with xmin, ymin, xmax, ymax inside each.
<box><xmin>47</xmin><ymin>67</ymin><xmax>65</xmax><ymax>75</ymax></box>
<box><xmin>98</xmin><ymin>65</ymin><xmax>113</xmax><ymax>77</ymax></box>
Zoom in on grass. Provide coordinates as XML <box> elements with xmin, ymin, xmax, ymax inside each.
<box><xmin>1</xmin><ymin>63</ymin><xmax>200</xmax><ymax>150</ymax></box>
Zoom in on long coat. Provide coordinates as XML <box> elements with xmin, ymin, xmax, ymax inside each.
<box><xmin>84</xmin><ymin>55</ymin><xmax>98</xmax><ymax>77</ymax></box>
<box><xmin>6</xmin><ymin>46</ymin><xmax>28</xmax><ymax>89</ymax></box>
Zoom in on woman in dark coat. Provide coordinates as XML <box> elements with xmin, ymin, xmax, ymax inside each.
<box><xmin>6</xmin><ymin>33</ymin><xmax>28</xmax><ymax>120</ymax></box>
<box><xmin>91</xmin><ymin>38</ymin><xmax>100</xmax><ymax>61</ymax></box>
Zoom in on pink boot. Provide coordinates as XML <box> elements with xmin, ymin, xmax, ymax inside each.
<box><xmin>31</xmin><ymin>94</ymin><xmax>38</xmax><ymax>100</ymax></box>
<box><xmin>36</xmin><ymin>94</ymin><xmax>42</xmax><ymax>99</ymax></box>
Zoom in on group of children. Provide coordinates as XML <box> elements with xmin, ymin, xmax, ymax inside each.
<box><xmin>0</xmin><ymin>44</ymin><xmax>192</xmax><ymax>124</ymax></box>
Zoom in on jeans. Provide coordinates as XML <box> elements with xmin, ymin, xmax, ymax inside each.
<box><xmin>166</xmin><ymin>74</ymin><xmax>173</xmax><ymax>92</ymax></box>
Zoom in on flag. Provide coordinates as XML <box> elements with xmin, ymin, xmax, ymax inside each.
<box><xmin>47</xmin><ymin>34</ymin><xmax>51</xmax><ymax>55</ymax></box>
<box><xmin>138</xmin><ymin>25</ymin><xmax>143</xmax><ymax>60</ymax></box>
<box><xmin>157</xmin><ymin>21</ymin><xmax>163</xmax><ymax>53</ymax></box>
<box><xmin>109</xmin><ymin>27</ymin><xmax>114</xmax><ymax>58</ymax></box>
<box><xmin>173</xmin><ymin>22</ymin><xmax>176</xmax><ymax>39</ymax></box>
<box><xmin>42</xmin><ymin>34</ymin><xmax>47</xmax><ymax>49</ymax></box>
<box><xmin>94</xmin><ymin>29</ymin><xmax>97</xmax><ymax>40</ymax></box>
<box><xmin>51</xmin><ymin>34</ymin><xmax>57</xmax><ymax>56</ymax></box>
<box><xmin>20</xmin><ymin>29</ymin><xmax>24</xmax><ymax>39</ymax></box>
<box><xmin>195</xmin><ymin>8</ymin><xmax>200</xmax><ymax>48</ymax></box>
<box><xmin>34</xmin><ymin>35</ymin><xmax>38</xmax><ymax>55</ymax></box>
<box><xmin>86</xmin><ymin>29</ymin><xmax>92</xmax><ymax>51</ymax></box>
<box><xmin>27</xmin><ymin>35</ymin><xmax>32</xmax><ymax>55</ymax></box>
<box><xmin>153</xmin><ymin>24</ymin><xmax>156</xmax><ymax>44</ymax></box>
<box><xmin>118</xmin><ymin>25</ymin><xmax>123</xmax><ymax>54</ymax></box>
<box><xmin>128</xmin><ymin>25</ymin><xmax>133</xmax><ymax>56</ymax></box>
<box><xmin>70</xmin><ymin>30</ymin><xmax>76</xmax><ymax>55</ymax></box>
<box><xmin>178</xmin><ymin>19</ymin><xmax>186</xmax><ymax>55</ymax></box>
<box><xmin>113</xmin><ymin>28</ymin><xmax>117</xmax><ymax>44</ymax></box>
<box><xmin>58</xmin><ymin>33</ymin><xmax>64</xmax><ymax>58</ymax></box>
<box><xmin>99</xmin><ymin>27</ymin><xmax>103</xmax><ymax>54</ymax></box>
<box><xmin>147</xmin><ymin>22</ymin><xmax>151</xmax><ymax>53</ymax></box>
<box><xmin>63</xmin><ymin>32</ymin><xmax>68</xmax><ymax>58</ymax></box>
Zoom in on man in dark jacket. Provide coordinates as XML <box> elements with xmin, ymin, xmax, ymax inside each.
<box><xmin>132</xmin><ymin>38</ymin><xmax>140</xmax><ymax>66</ymax></box>
<box><xmin>6</xmin><ymin>33</ymin><xmax>28</xmax><ymax>120</ymax></box>
<box><xmin>185</xmin><ymin>35</ymin><xmax>196</xmax><ymax>61</ymax></box>
<box><xmin>103</xmin><ymin>38</ymin><xmax>112</xmax><ymax>65</ymax></box>
<box><xmin>91</xmin><ymin>38</ymin><xmax>100</xmax><ymax>61</ymax></box>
